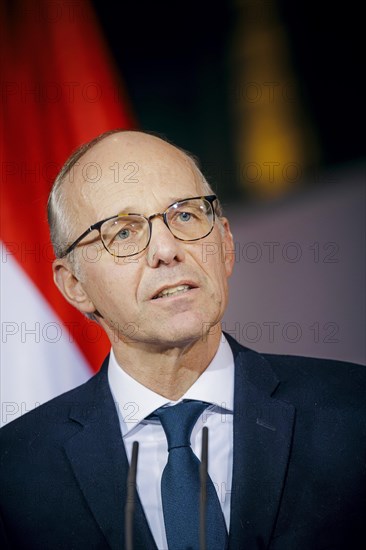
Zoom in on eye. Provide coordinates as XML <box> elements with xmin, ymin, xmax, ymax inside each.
<box><xmin>116</xmin><ymin>228</ymin><xmax>131</xmax><ymax>240</ymax></box>
<box><xmin>178</xmin><ymin>211</ymin><xmax>191</xmax><ymax>222</ymax></box>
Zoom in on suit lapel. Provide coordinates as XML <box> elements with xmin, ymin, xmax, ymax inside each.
<box><xmin>228</xmin><ymin>343</ymin><xmax>295</xmax><ymax>549</ymax></box>
<box><xmin>63</xmin><ymin>360</ymin><xmax>157</xmax><ymax>550</ymax></box>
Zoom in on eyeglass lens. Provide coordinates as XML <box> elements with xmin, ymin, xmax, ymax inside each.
<box><xmin>100</xmin><ymin>197</ymin><xmax>214</xmax><ymax>257</ymax></box>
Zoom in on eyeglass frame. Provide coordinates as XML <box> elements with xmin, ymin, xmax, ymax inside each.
<box><xmin>59</xmin><ymin>194</ymin><xmax>218</xmax><ymax>259</ymax></box>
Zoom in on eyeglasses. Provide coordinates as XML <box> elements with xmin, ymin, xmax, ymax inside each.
<box><xmin>60</xmin><ymin>195</ymin><xmax>217</xmax><ymax>259</ymax></box>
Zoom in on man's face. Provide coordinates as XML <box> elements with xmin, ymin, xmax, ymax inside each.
<box><xmin>55</xmin><ymin>133</ymin><xmax>235</xmax><ymax>349</ymax></box>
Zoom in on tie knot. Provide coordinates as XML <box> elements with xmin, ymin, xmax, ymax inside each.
<box><xmin>152</xmin><ymin>400</ymin><xmax>209</xmax><ymax>450</ymax></box>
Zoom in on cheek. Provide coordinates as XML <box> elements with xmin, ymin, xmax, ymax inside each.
<box><xmin>82</xmin><ymin>260</ymin><xmax>139</xmax><ymax>312</ymax></box>
<box><xmin>209</xmin><ymin>251</ymin><xmax>229</xmax><ymax>284</ymax></box>
<box><xmin>202</xmin><ymin>256</ymin><xmax>230</xmax><ymax>308</ymax></box>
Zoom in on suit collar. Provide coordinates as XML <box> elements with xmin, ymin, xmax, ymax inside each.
<box><xmin>225</xmin><ymin>333</ymin><xmax>280</xmax><ymax>395</ymax></box>
<box><xmin>226</xmin><ymin>335</ymin><xmax>296</xmax><ymax>549</ymax></box>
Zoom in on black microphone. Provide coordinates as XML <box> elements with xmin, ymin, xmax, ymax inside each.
<box><xmin>200</xmin><ymin>426</ymin><xmax>209</xmax><ymax>550</ymax></box>
<box><xmin>125</xmin><ymin>441</ymin><xmax>139</xmax><ymax>550</ymax></box>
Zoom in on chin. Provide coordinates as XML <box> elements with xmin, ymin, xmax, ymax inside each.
<box><xmin>150</xmin><ymin>315</ymin><xmax>220</xmax><ymax>347</ymax></box>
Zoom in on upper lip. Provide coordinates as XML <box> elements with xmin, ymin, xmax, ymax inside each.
<box><xmin>150</xmin><ymin>281</ymin><xmax>198</xmax><ymax>300</ymax></box>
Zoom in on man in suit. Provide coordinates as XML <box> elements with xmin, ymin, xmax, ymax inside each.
<box><xmin>1</xmin><ymin>130</ymin><xmax>365</xmax><ymax>549</ymax></box>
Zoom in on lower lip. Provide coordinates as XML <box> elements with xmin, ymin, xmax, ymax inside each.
<box><xmin>151</xmin><ymin>287</ymin><xmax>198</xmax><ymax>302</ymax></box>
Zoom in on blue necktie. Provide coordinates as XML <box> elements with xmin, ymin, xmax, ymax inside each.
<box><xmin>152</xmin><ymin>400</ymin><xmax>228</xmax><ymax>550</ymax></box>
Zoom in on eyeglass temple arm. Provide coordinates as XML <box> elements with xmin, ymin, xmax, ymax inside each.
<box><xmin>60</xmin><ymin>225</ymin><xmax>96</xmax><ymax>258</ymax></box>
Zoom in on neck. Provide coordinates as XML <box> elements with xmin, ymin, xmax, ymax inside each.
<box><xmin>109</xmin><ymin>329</ymin><xmax>222</xmax><ymax>401</ymax></box>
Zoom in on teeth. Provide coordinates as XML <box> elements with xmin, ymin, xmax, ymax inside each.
<box><xmin>156</xmin><ymin>284</ymin><xmax>191</xmax><ymax>299</ymax></box>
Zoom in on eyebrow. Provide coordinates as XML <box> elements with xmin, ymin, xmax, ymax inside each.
<box><xmin>114</xmin><ymin>197</ymin><xmax>194</xmax><ymax>216</ymax></box>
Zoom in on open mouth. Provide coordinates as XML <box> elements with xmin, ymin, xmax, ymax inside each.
<box><xmin>152</xmin><ymin>284</ymin><xmax>195</xmax><ymax>300</ymax></box>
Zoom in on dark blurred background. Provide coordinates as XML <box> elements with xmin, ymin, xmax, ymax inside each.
<box><xmin>92</xmin><ymin>0</ymin><xmax>364</xmax><ymax>203</ymax></box>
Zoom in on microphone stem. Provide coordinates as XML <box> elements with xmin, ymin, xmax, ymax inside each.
<box><xmin>125</xmin><ymin>441</ymin><xmax>139</xmax><ymax>550</ymax></box>
<box><xmin>200</xmin><ymin>426</ymin><xmax>209</xmax><ymax>550</ymax></box>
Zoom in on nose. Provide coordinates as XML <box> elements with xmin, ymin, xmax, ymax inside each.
<box><xmin>146</xmin><ymin>215</ymin><xmax>185</xmax><ymax>267</ymax></box>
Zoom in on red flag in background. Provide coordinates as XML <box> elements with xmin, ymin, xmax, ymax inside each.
<box><xmin>0</xmin><ymin>0</ymin><xmax>135</xmax><ymax>425</ymax></box>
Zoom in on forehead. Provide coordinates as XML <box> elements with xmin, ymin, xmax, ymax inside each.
<box><xmin>64</xmin><ymin>133</ymin><xmax>204</xmax><ymax>221</ymax></box>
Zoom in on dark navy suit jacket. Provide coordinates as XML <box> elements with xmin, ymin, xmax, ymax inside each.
<box><xmin>1</xmin><ymin>335</ymin><xmax>365</xmax><ymax>549</ymax></box>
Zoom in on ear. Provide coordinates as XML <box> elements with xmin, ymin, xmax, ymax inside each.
<box><xmin>52</xmin><ymin>259</ymin><xmax>96</xmax><ymax>314</ymax></box>
<box><xmin>219</xmin><ymin>217</ymin><xmax>235</xmax><ymax>277</ymax></box>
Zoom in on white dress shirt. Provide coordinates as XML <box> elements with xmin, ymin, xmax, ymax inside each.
<box><xmin>108</xmin><ymin>336</ymin><xmax>234</xmax><ymax>550</ymax></box>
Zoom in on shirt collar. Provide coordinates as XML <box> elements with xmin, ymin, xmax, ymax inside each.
<box><xmin>108</xmin><ymin>335</ymin><xmax>234</xmax><ymax>437</ymax></box>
